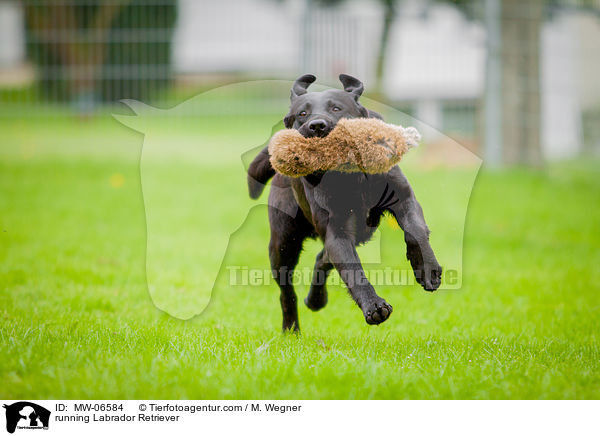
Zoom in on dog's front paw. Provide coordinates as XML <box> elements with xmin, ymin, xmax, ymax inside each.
<box><xmin>363</xmin><ymin>299</ymin><xmax>393</xmax><ymax>325</ymax></box>
<box><xmin>406</xmin><ymin>243</ymin><xmax>442</xmax><ymax>292</ymax></box>
<box><xmin>415</xmin><ymin>262</ymin><xmax>442</xmax><ymax>292</ymax></box>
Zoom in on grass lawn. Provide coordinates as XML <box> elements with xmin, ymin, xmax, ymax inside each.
<box><xmin>1</xmin><ymin>113</ymin><xmax>599</xmax><ymax>399</ymax></box>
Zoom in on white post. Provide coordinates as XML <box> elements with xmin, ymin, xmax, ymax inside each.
<box><xmin>300</xmin><ymin>0</ymin><xmax>311</xmax><ymax>73</ymax></box>
<box><xmin>484</xmin><ymin>0</ymin><xmax>503</xmax><ymax>167</ymax></box>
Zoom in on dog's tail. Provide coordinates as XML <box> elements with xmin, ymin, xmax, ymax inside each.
<box><xmin>247</xmin><ymin>146</ymin><xmax>275</xmax><ymax>199</ymax></box>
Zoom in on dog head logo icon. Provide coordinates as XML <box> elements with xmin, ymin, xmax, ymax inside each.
<box><xmin>3</xmin><ymin>402</ymin><xmax>50</xmax><ymax>433</ymax></box>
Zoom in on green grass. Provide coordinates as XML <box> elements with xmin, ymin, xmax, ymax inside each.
<box><xmin>1</xmin><ymin>113</ymin><xmax>599</xmax><ymax>399</ymax></box>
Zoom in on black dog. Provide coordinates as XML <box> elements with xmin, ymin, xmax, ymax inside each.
<box><xmin>248</xmin><ymin>74</ymin><xmax>442</xmax><ymax>332</ymax></box>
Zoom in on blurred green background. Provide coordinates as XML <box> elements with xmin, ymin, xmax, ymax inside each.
<box><xmin>1</xmin><ymin>0</ymin><xmax>599</xmax><ymax>399</ymax></box>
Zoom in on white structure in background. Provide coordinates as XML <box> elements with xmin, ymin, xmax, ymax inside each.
<box><xmin>173</xmin><ymin>0</ymin><xmax>382</xmax><ymax>82</ymax></box>
<box><xmin>541</xmin><ymin>13</ymin><xmax>585</xmax><ymax>159</ymax></box>
<box><xmin>173</xmin><ymin>0</ymin><xmax>298</xmax><ymax>74</ymax></box>
<box><xmin>0</xmin><ymin>1</ymin><xmax>24</xmax><ymax>66</ymax></box>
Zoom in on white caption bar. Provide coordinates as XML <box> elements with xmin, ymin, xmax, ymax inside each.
<box><xmin>1</xmin><ymin>400</ymin><xmax>597</xmax><ymax>436</ymax></box>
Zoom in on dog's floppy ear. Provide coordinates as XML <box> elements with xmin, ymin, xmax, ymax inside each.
<box><xmin>291</xmin><ymin>74</ymin><xmax>316</xmax><ymax>100</ymax></box>
<box><xmin>283</xmin><ymin>113</ymin><xmax>294</xmax><ymax>128</ymax></box>
<box><xmin>339</xmin><ymin>74</ymin><xmax>364</xmax><ymax>101</ymax></box>
<box><xmin>339</xmin><ymin>74</ymin><xmax>375</xmax><ymax>119</ymax></box>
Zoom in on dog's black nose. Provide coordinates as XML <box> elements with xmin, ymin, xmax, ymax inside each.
<box><xmin>308</xmin><ymin>119</ymin><xmax>327</xmax><ymax>132</ymax></box>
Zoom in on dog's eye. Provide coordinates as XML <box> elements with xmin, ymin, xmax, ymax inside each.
<box><xmin>299</xmin><ymin>111</ymin><xmax>307</xmax><ymax>117</ymax></box>
<box><xmin>332</xmin><ymin>106</ymin><xmax>341</xmax><ymax>112</ymax></box>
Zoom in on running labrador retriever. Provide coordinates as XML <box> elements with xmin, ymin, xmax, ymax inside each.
<box><xmin>247</xmin><ymin>74</ymin><xmax>442</xmax><ymax>332</ymax></box>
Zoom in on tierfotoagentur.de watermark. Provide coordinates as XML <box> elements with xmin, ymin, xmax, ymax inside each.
<box><xmin>227</xmin><ymin>266</ymin><xmax>459</xmax><ymax>287</ymax></box>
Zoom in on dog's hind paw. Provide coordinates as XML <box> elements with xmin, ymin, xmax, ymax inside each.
<box><xmin>305</xmin><ymin>293</ymin><xmax>328</xmax><ymax>311</ymax></box>
<box><xmin>363</xmin><ymin>299</ymin><xmax>393</xmax><ymax>325</ymax></box>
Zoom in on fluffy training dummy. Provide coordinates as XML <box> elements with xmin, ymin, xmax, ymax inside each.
<box><xmin>268</xmin><ymin>117</ymin><xmax>421</xmax><ymax>177</ymax></box>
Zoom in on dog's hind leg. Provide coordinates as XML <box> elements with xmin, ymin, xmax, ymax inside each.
<box><xmin>269</xmin><ymin>220</ymin><xmax>307</xmax><ymax>332</ymax></box>
<box><xmin>305</xmin><ymin>249</ymin><xmax>332</xmax><ymax>311</ymax></box>
<box><xmin>268</xmin><ymin>182</ymin><xmax>313</xmax><ymax>332</ymax></box>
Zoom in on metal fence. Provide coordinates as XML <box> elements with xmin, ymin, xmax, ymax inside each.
<box><xmin>0</xmin><ymin>0</ymin><xmax>176</xmax><ymax>115</ymax></box>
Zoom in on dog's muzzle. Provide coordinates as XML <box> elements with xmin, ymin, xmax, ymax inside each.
<box><xmin>298</xmin><ymin>117</ymin><xmax>334</xmax><ymax>138</ymax></box>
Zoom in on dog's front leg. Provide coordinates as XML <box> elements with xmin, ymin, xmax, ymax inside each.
<box><xmin>324</xmin><ymin>227</ymin><xmax>392</xmax><ymax>325</ymax></box>
<box><xmin>385</xmin><ymin>168</ymin><xmax>442</xmax><ymax>291</ymax></box>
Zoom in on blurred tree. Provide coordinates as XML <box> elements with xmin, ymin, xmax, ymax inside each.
<box><xmin>24</xmin><ymin>0</ymin><xmax>176</xmax><ymax>108</ymax></box>
<box><xmin>374</xmin><ymin>0</ymin><xmax>396</xmax><ymax>94</ymax></box>
<box><xmin>500</xmin><ymin>0</ymin><xmax>543</xmax><ymax>166</ymax></box>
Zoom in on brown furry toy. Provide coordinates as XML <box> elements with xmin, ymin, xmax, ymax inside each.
<box><xmin>268</xmin><ymin>117</ymin><xmax>421</xmax><ymax>177</ymax></box>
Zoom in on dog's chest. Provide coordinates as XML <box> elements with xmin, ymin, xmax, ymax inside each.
<box><xmin>296</xmin><ymin>172</ymin><xmax>385</xmax><ymax>241</ymax></box>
